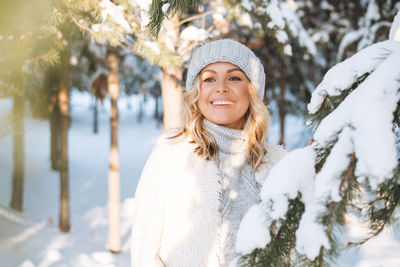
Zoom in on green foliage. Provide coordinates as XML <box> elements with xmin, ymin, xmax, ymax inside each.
<box><xmin>146</xmin><ymin>0</ymin><xmax>202</xmax><ymax>38</ymax></box>
<box><xmin>239</xmin><ymin>198</ymin><xmax>305</xmax><ymax>267</ymax></box>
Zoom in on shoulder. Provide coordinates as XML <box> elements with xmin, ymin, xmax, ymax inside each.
<box><xmin>254</xmin><ymin>143</ymin><xmax>288</xmax><ymax>185</ymax></box>
<box><xmin>155</xmin><ymin>128</ymin><xmax>189</xmax><ymax>146</ymax></box>
<box><xmin>149</xmin><ymin>129</ymin><xmax>196</xmax><ymax>160</ymax></box>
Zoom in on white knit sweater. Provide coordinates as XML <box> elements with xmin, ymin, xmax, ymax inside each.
<box><xmin>204</xmin><ymin>120</ymin><xmax>261</xmax><ymax>265</ymax></box>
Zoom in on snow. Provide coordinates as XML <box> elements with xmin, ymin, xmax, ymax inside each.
<box><xmin>337</xmin><ymin>29</ymin><xmax>365</xmax><ymax>60</ymax></box>
<box><xmin>180</xmin><ymin>26</ymin><xmax>209</xmax><ymax>42</ymax></box>
<box><xmin>91</xmin><ymin>24</ymin><xmax>113</xmax><ymax>34</ymax></box>
<box><xmin>100</xmin><ymin>0</ymin><xmax>131</xmax><ymax>32</ymax></box>
<box><xmin>315</xmin><ymin>128</ymin><xmax>353</xmax><ymax>201</ymax></box>
<box><xmin>283</xmin><ymin>44</ymin><xmax>293</xmax><ymax>56</ymax></box>
<box><xmin>132</xmin><ymin>0</ymin><xmax>151</xmax><ymax>12</ymax></box>
<box><xmin>161</xmin><ymin>3</ymin><xmax>170</xmax><ymax>14</ymax></box>
<box><xmin>390</xmin><ymin>10</ymin><xmax>400</xmax><ymax>41</ymax></box>
<box><xmin>275</xmin><ymin>30</ymin><xmax>288</xmax><ymax>43</ymax></box>
<box><xmin>313</xmin><ymin>47</ymin><xmax>400</xmax><ymax>189</ymax></box>
<box><xmin>143</xmin><ymin>40</ymin><xmax>161</xmax><ymax>55</ymax></box>
<box><xmin>241</xmin><ymin>0</ymin><xmax>254</xmax><ymax>11</ymax></box>
<box><xmin>320</xmin><ymin>0</ymin><xmax>333</xmax><ymax>11</ymax></box>
<box><xmin>139</xmin><ymin>11</ymin><xmax>150</xmax><ymax>30</ymax></box>
<box><xmin>260</xmin><ymin>146</ymin><xmax>316</xmax><ymax>212</ymax></box>
<box><xmin>336</xmin><ymin>0</ymin><xmax>393</xmax><ymax>61</ymax></box>
<box><xmin>235</xmin><ymin>205</ymin><xmax>270</xmax><ymax>254</ymax></box>
<box><xmin>2</xmin><ymin>78</ymin><xmax>400</xmax><ymax>266</ymax></box>
<box><xmin>365</xmin><ymin>0</ymin><xmax>380</xmax><ymax>25</ymax></box>
<box><xmin>0</xmin><ymin>92</ymin><xmax>161</xmax><ymax>267</ymax></box>
<box><xmin>266</xmin><ymin>0</ymin><xmax>285</xmax><ymax>29</ymax></box>
<box><xmin>280</xmin><ymin>2</ymin><xmax>317</xmax><ymax>56</ymax></box>
<box><xmin>295</xmin><ymin>200</ymin><xmax>329</xmax><ymax>259</ymax></box>
<box><xmin>236</xmin><ymin>147</ymin><xmax>317</xmax><ymax>255</ymax></box>
<box><xmin>236</xmin><ymin>40</ymin><xmax>400</xmax><ymax>262</ymax></box>
<box><xmin>308</xmin><ymin>40</ymin><xmax>400</xmax><ymax>114</ymax></box>
<box><xmin>237</xmin><ymin>13</ymin><xmax>253</xmax><ymax>28</ymax></box>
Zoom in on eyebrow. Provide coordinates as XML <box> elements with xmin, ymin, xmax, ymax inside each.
<box><xmin>201</xmin><ymin>68</ymin><xmax>245</xmax><ymax>75</ymax></box>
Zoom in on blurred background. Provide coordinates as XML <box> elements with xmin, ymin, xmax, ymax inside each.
<box><xmin>0</xmin><ymin>0</ymin><xmax>399</xmax><ymax>266</ymax></box>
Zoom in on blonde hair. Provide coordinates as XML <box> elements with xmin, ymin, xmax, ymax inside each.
<box><xmin>177</xmin><ymin>76</ymin><xmax>270</xmax><ymax>170</ymax></box>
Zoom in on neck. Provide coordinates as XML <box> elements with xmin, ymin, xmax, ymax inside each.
<box><xmin>203</xmin><ymin>119</ymin><xmax>248</xmax><ymax>154</ymax></box>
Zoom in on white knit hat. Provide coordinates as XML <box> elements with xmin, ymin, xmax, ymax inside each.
<box><xmin>186</xmin><ymin>39</ymin><xmax>266</xmax><ymax>100</ymax></box>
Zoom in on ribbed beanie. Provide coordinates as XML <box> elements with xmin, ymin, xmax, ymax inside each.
<box><xmin>186</xmin><ymin>39</ymin><xmax>266</xmax><ymax>100</ymax></box>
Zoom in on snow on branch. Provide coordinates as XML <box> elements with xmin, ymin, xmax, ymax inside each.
<box><xmin>314</xmin><ymin>47</ymin><xmax>400</xmax><ymax>189</ymax></box>
<box><xmin>234</xmin><ymin>36</ymin><xmax>400</xmax><ymax>266</ymax></box>
<box><xmin>308</xmin><ymin>41</ymin><xmax>400</xmax><ymax>114</ymax></box>
<box><xmin>390</xmin><ymin>10</ymin><xmax>400</xmax><ymax>41</ymax></box>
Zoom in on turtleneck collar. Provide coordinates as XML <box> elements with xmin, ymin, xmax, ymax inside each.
<box><xmin>203</xmin><ymin>119</ymin><xmax>248</xmax><ymax>155</ymax></box>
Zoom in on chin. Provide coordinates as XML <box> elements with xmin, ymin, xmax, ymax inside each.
<box><xmin>209</xmin><ymin>117</ymin><xmax>243</xmax><ymax>129</ymax></box>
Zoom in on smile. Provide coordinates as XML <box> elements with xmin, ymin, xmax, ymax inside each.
<box><xmin>211</xmin><ymin>100</ymin><xmax>233</xmax><ymax>105</ymax></box>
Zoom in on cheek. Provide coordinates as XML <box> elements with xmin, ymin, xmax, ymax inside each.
<box><xmin>238</xmin><ymin>87</ymin><xmax>250</xmax><ymax>110</ymax></box>
<box><xmin>198</xmin><ymin>87</ymin><xmax>210</xmax><ymax>114</ymax></box>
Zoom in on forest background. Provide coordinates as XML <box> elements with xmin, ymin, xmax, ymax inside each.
<box><xmin>0</xmin><ymin>0</ymin><xmax>400</xmax><ymax>266</ymax></box>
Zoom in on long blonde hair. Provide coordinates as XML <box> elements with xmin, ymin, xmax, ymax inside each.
<box><xmin>177</xmin><ymin>76</ymin><xmax>270</xmax><ymax>170</ymax></box>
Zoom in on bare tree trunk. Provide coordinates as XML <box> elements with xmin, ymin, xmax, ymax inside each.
<box><xmin>50</xmin><ymin>94</ymin><xmax>61</xmax><ymax>171</ymax></box>
<box><xmin>161</xmin><ymin>66</ymin><xmax>183</xmax><ymax>130</ymax></box>
<box><xmin>58</xmin><ymin>46</ymin><xmax>70</xmax><ymax>232</ymax></box>
<box><xmin>137</xmin><ymin>94</ymin><xmax>143</xmax><ymax>123</ymax></box>
<box><xmin>93</xmin><ymin>96</ymin><xmax>98</xmax><ymax>134</ymax></box>
<box><xmin>161</xmin><ymin>15</ymin><xmax>183</xmax><ymax>131</ymax></box>
<box><xmin>107</xmin><ymin>50</ymin><xmax>121</xmax><ymax>253</ymax></box>
<box><xmin>154</xmin><ymin>95</ymin><xmax>159</xmax><ymax>119</ymax></box>
<box><xmin>278</xmin><ymin>60</ymin><xmax>286</xmax><ymax>146</ymax></box>
<box><xmin>10</xmin><ymin>95</ymin><xmax>24</xmax><ymax>211</ymax></box>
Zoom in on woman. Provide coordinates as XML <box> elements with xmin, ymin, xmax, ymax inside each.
<box><xmin>131</xmin><ymin>39</ymin><xmax>287</xmax><ymax>267</ymax></box>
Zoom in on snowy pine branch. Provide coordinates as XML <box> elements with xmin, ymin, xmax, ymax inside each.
<box><xmin>233</xmin><ymin>20</ymin><xmax>400</xmax><ymax>266</ymax></box>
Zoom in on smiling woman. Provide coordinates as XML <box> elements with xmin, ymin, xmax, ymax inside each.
<box><xmin>131</xmin><ymin>39</ymin><xmax>288</xmax><ymax>267</ymax></box>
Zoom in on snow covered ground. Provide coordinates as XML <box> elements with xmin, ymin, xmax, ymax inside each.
<box><xmin>0</xmin><ymin>92</ymin><xmax>399</xmax><ymax>266</ymax></box>
<box><xmin>0</xmin><ymin>92</ymin><xmax>161</xmax><ymax>267</ymax></box>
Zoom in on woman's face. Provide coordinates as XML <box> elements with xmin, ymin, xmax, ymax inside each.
<box><xmin>198</xmin><ymin>62</ymin><xmax>250</xmax><ymax>130</ymax></box>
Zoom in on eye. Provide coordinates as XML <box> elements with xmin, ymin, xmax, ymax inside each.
<box><xmin>203</xmin><ymin>77</ymin><xmax>215</xmax><ymax>82</ymax></box>
<box><xmin>229</xmin><ymin>76</ymin><xmax>242</xmax><ymax>81</ymax></box>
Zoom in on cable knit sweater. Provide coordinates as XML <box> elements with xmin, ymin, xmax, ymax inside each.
<box><xmin>204</xmin><ymin>120</ymin><xmax>261</xmax><ymax>265</ymax></box>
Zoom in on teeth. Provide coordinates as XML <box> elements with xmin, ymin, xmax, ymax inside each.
<box><xmin>212</xmin><ymin>100</ymin><xmax>233</xmax><ymax>105</ymax></box>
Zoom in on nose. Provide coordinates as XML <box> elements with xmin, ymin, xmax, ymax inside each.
<box><xmin>216</xmin><ymin>80</ymin><xmax>229</xmax><ymax>93</ymax></box>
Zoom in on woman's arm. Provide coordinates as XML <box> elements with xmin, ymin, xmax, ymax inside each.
<box><xmin>131</xmin><ymin>144</ymin><xmax>167</xmax><ymax>267</ymax></box>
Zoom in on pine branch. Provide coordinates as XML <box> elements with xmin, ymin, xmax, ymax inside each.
<box><xmin>307</xmin><ymin>73</ymin><xmax>370</xmax><ymax>132</ymax></box>
<box><xmin>347</xmin><ymin>169</ymin><xmax>400</xmax><ymax>247</ymax></box>
<box><xmin>316</xmin><ymin>153</ymin><xmax>356</xmax><ymax>266</ymax></box>
<box><xmin>146</xmin><ymin>0</ymin><xmax>202</xmax><ymax>38</ymax></box>
<box><xmin>239</xmin><ymin>197</ymin><xmax>305</xmax><ymax>267</ymax></box>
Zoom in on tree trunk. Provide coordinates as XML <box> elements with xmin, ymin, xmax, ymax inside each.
<box><xmin>161</xmin><ymin>67</ymin><xmax>183</xmax><ymax>130</ymax></box>
<box><xmin>50</xmin><ymin>94</ymin><xmax>61</xmax><ymax>171</ymax></box>
<box><xmin>278</xmin><ymin>60</ymin><xmax>286</xmax><ymax>146</ymax></box>
<box><xmin>10</xmin><ymin>95</ymin><xmax>24</xmax><ymax>211</ymax></box>
<box><xmin>154</xmin><ymin>95</ymin><xmax>159</xmax><ymax>119</ymax></box>
<box><xmin>58</xmin><ymin>46</ymin><xmax>70</xmax><ymax>232</ymax></box>
<box><xmin>93</xmin><ymin>96</ymin><xmax>98</xmax><ymax>134</ymax></box>
<box><xmin>137</xmin><ymin>94</ymin><xmax>143</xmax><ymax>123</ymax></box>
<box><xmin>107</xmin><ymin>50</ymin><xmax>121</xmax><ymax>253</ymax></box>
<box><xmin>160</xmin><ymin>15</ymin><xmax>183</xmax><ymax>131</ymax></box>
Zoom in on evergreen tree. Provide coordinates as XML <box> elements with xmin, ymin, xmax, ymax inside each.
<box><xmin>205</xmin><ymin>0</ymin><xmax>319</xmax><ymax>145</ymax></box>
<box><xmin>234</xmin><ymin>10</ymin><xmax>400</xmax><ymax>267</ymax></box>
<box><xmin>0</xmin><ymin>0</ymin><xmax>56</xmax><ymax>212</ymax></box>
